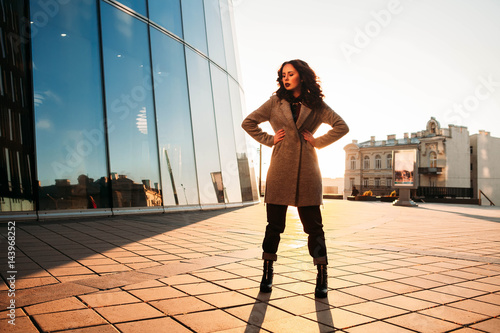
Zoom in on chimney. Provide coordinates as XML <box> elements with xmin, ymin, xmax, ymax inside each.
<box><xmin>387</xmin><ymin>134</ymin><xmax>396</xmax><ymax>140</ymax></box>
<box><xmin>352</xmin><ymin>139</ymin><xmax>358</xmax><ymax>144</ymax></box>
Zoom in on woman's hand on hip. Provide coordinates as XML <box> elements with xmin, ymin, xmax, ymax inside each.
<box><xmin>302</xmin><ymin>130</ymin><xmax>316</xmax><ymax>147</ymax></box>
<box><xmin>274</xmin><ymin>129</ymin><xmax>285</xmax><ymax>145</ymax></box>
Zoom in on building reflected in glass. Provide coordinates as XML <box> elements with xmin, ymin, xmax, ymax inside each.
<box><xmin>0</xmin><ymin>0</ymin><xmax>258</xmax><ymax>219</ymax></box>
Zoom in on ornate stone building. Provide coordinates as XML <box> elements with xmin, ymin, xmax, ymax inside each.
<box><xmin>344</xmin><ymin>118</ymin><xmax>499</xmax><ymax>205</ymax></box>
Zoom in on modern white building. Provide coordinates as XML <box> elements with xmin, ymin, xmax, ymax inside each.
<box><xmin>344</xmin><ymin>118</ymin><xmax>499</xmax><ymax>205</ymax></box>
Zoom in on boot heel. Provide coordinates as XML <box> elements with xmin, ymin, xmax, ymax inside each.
<box><xmin>260</xmin><ymin>260</ymin><xmax>274</xmax><ymax>293</ymax></box>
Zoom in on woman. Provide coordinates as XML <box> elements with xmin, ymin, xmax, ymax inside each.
<box><xmin>242</xmin><ymin>59</ymin><xmax>349</xmax><ymax>298</ymax></box>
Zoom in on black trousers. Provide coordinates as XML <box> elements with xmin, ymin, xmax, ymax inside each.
<box><xmin>262</xmin><ymin>204</ymin><xmax>328</xmax><ymax>265</ymax></box>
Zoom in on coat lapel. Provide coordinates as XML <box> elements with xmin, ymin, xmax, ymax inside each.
<box><xmin>296</xmin><ymin>103</ymin><xmax>311</xmax><ymax>129</ymax></box>
<box><xmin>279</xmin><ymin>100</ymin><xmax>296</xmax><ymax>126</ymax></box>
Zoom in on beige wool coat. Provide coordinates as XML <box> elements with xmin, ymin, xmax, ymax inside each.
<box><xmin>242</xmin><ymin>95</ymin><xmax>349</xmax><ymax>207</ymax></box>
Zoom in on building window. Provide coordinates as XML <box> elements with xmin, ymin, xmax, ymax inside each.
<box><xmin>387</xmin><ymin>154</ymin><xmax>392</xmax><ymax>169</ymax></box>
<box><xmin>375</xmin><ymin>178</ymin><xmax>380</xmax><ymax>187</ymax></box>
<box><xmin>470</xmin><ymin>146</ymin><xmax>473</xmax><ymax>154</ymax></box>
<box><xmin>386</xmin><ymin>178</ymin><xmax>392</xmax><ymax>187</ymax></box>
<box><xmin>350</xmin><ymin>178</ymin><xmax>354</xmax><ymax>189</ymax></box>
<box><xmin>430</xmin><ymin>151</ymin><xmax>437</xmax><ymax>168</ymax></box>
<box><xmin>350</xmin><ymin>156</ymin><xmax>356</xmax><ymax>170</ymax></box>
<box><xmin>375</xmin><ymin>155</ymin><xmax>381</xmax><ymax>169</ymax></box>
<box><xmin>363</xmin><ymin>178</ymin><xmax>369</xmax><ymax>187</ymax></box>
<box><xmin>363</xmin><ymin>156</ymin><xmax>370</xmax><ymax>169</ymax></box>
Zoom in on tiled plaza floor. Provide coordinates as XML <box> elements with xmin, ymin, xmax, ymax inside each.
<box><xmin>1</xmin><ymin>200</ymin><xmax>499</xmax><ymax>332</ymax></box>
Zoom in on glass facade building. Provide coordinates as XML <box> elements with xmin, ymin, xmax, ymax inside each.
<box><xmin>0</xmin><ymin>0</ymin><xmax>258</xmax><ymax>220</ymax></box>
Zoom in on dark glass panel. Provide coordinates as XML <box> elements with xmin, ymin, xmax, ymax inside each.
<box><xmin>150</xmin><ymin>28</ymin><xmax>198</xmax><ymax>206</ymax></box>
<box><xmin>101</xmin><ymin>3</ymin><xmax>162</xmax><ymax>208</ymax></box>
<box><xmin>204</xmin><ymin>0</ymin><xmax>226</xmax><ymax>68</ymax></box>
<box><xmin>185</xmin><ymin>48</ymin><xmax>223</xmax><ymax>205</ymax></box>
<box><xmin>0</xmin><ymin>0</ymin><xmax>35</xmax><ymax>212</ymax></box>
<box><xmin>148</xmin><ymin>0</ymin><xmax>183</xmax><ymax>38</ymax></box>
<box><xmin>30</xmin><ymin>0</ymin><xmax>110</xmax><ymax>210</ymax></box>
<box><xmin>180</xmin><ymin>0</ymin><xmax>208</xmax><ymax>54</ymax></box>
<box><xmin>210</xmin><ymin>64</ymin><xmax>241</xmax><ymax>203</ymax></box>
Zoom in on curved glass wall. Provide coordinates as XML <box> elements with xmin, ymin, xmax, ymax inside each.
<box><xmin>0</xmin><ymin>0</ymin><xmax>258</xmax><ymax>219</ymax></box>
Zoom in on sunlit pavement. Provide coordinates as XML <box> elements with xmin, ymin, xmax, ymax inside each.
<box><xmin>1</xmin><ymin>200</ymin><xmax>500</xmax><ymax>332</ymax></box>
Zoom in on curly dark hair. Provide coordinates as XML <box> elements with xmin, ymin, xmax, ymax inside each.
<box><xmin>275</xmin><ymin>59</ymin><xmax>324</xmax><ymax>110</ymax></box>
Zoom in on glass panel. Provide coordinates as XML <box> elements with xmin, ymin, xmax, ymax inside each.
<box><xmin>210</xmin><ymin>64</ymin><xmax>241</xmax><ymax>203</ymax></box>
<box><xmin>101</xmin><ymin>3</ymin><xmax>162</xmax><ymax>208</ymax></box>
<box><xmin>148</xmin><ymin>0</ymin><xmax>183</xmax><ymax>38</ymax></box>
<box><xmin>219</xmin><ymin>0</ymin><xmax>238</xmax><ymax>78</ymax></box>
<box><xmin>0</xmin><ymin>0</ymin><xmax>35</xmax><ymax>212</ymax></box>
<box><xmin>150</xmin><ymin>28</ymin><xmax>199</xmax><ymax>206</ymax></box>
<box><xmin>185</xmin><ymin>48</ymin><xmax>222</xmax><ymax>204</ymax></box>
<box><xmin>31</xmin><ymin>0</ymin><xmax>110</xmax><ymax>210</ymax></box>
<box><xmin>204</xmin><ymin>0</ymin><xmax>226</xmax><ymax>68</ymax></box>
<box><xmin>112</xmin><ymin>0</ymin><xmax>147</xmax><ymax>16</ymax></box>
<box><xmin>180</xmin><ymin>0</ymin><xmax>208</xmax><ymax>54</ymax></box>
<box><xmin>228</xmin><ymin>78</ymin><xmax>258</xmax><ymax>201</ymax></box>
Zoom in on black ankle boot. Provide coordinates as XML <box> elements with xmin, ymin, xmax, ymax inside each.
<box><xmin>260</xmin><ymin>260</ymin><xmax>274</xmax><ymax>293</ymax></box>
<box><xmin>315</xmin><ymin>264</ymin><xmax>328</xmax><ymax>298</ymax></box>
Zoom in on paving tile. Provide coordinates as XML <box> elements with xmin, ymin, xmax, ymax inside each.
<box><xmin>95</xmin><ymin>303</ymin><xmax>164</xmax><ymax>323</ymax></box>
<box><xmin>470</xmin><ymin>318</ymin><xmax>500</xmax><ymax>332</ymax></box>
<box><xmin>121</xmin><ymin>279</ymin><xmax>166</xmax><ymax>290</ymax></box>
<box><xmin>15</xmin><ymin>276</ymin><xmax>59</xmax><ymax>289</ymax></box>
<box><xmin>302</xmin><ymin>308</ymin><xmax>373</xmax><ymax>330</ymax></box>
<box><xmin>340</xmin><ymin>285</ymin><xmax>396</xmax><ymax>301</ymax></box>
<box><xmin>397</xmin><ymin>276</ymin><xmax>445</xmax><ymax>289</ymax></box>
<box><xmin>60</xmin><ymin>325</ymin><xmax>120</xmax><ymax>332</ymax></box>
<box><xmin>238</xmin><ymin>287</ymin><xmax>296</xmax><ymax>300</ymax></box>
<box><xmin>345</xmin><ymin>320</ymin><xmax>414</xmax><ymax>332</ymax></box>
<box><xmin>455</xmin><ymin>280</ymin><xmax>500</xmax><ymax>293</ymax></box>
<box><xmin>225</xmin><ymin>302</ymin><xmax>295</xmax><ymax>327</ymax></box>
<box><xmin>174</xmin><ymin>309</ymin><xmax>247</xmax><ymax>333</ymax></box>
<box><xmin>405</xmin><ymin>289</ymin><xmax>463</xmax><ymax>305</ymax></box>
<box><xmin>269</xmin><ymin>295</ymin><xmax>331</xmax><ymax>315</ymax></box>
<box><xmin>174</xmin><ymin>281</ymin><xmax>230</xmax><ymax>296</ymax></box>
<box><xmin>150</xmin><ymin>296</ymin><xmax>214</xmax><ymax>315</ymax></box>
<box><xmin>377</xmin><ymin>295</ymin><xmax>439</xmax><ymax>311</ymax></box>
<box><xmin>261</xmin><ymin>314</ymin><xmax>334</xmax><ymax>332</ymax></box>
<box><xmin>198</xmin><ymin>291</ymin><xmax>257</xmax><ymax>308</ymax></box>
<box><xmin>474</xmin><ymin>293</ymin><xmax>500</xmax><ymax>305</ymax></box>
<box><xmin>12</xmin><ymin>282</ymin><xmax>98</xmax><ymax>308</ymax></box>
<box><xmin>117</xmin><ymin>317</ymin><xmax>192</xmax><ymax>333</ymax></box>
<box><xmin>80</xmin><ymin>290</ymin><xmax>141</xmax><ymax>307</ymax></box>
<box><xmin>32</xmin><ymin>309</ymin><xmax>106</xmax><ymax>331</ymax></box>
<box><xmin>419</xmin><ymin>305</ymin><xmax>489</xmax><ymax>325</ymax></box>
<box><xmin>386</xmin><ymin>312</ymin><xmax>460</xmax><ymax>332</ymax></box>
<box><xmin>449</xmin><ymin>299</ymin><xmax>500</xmax><ymax>317</ymax></box>
<box><xmin>368</xmin><ymin>280</ymin><xmax>421</xmax><ymax>294</ymax></box>
<box><xmin>0</xmin><ymin>316</ymin><xmax>39</xmax><ymax>333</ymax></box>
<box><xmin>213</xmin><ymin>277</ymin><xmax>260</xmax><ymax>290</ymax></box>
<box><xmin>342</xmin><ymin>301</ymin><xmax>408</xmax><ymax>319</ymax></box>
<box><xmin>128</xmin><ymin>285</ymin><xmax>187</xmax><ymax>301</ymax></box>
<box><xmin>432</xmin><ymin>285</ymin><xmax>487</xmax><ymax>299</ymax></box>
<box><xmin>25</xmin><ymin>296</ymin><xmax>87</xmax><ymax>315</ymax></box>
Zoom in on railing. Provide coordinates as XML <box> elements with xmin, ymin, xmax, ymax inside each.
<box><xmin>417</xmin><ymin>187</ymin><xmax>473</xmax><ymax>198</ymax></box>
<box><xmin>479</xmin><ymin>190</ymin><xmax>496</xmax><ymax>206</ymax></box>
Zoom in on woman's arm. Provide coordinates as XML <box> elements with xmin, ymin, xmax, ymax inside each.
<box><xmin>241</xmin><ymin>97</ymin><xmax>277</xmax><ymax>147</ymax></box>
<box><xmin>312</xmin><ymin>103</ymin><xmax>349</xmax><ymax>149</ymax></box>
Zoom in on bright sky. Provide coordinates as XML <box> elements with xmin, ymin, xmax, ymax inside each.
<box><xmin>233</xmin><ymin>0</ymin><xmax>500</xmax><ymax>179</ymax></box>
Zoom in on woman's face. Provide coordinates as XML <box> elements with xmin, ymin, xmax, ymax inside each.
<box><xmin>281</xmin><ymin>64</ymin><xmax>301</xmax><ymax>96</ymax></box>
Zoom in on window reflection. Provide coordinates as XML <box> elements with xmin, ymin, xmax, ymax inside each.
<box><xmin>181</xmin><ymin>0</ymin><xmax>208</xmax><ymax>54</ymax></box>
<box><xmin>113</xmin><ymin>0</ymin><xmax>147</xmax><ymax>16</ymax></box>
<box><xmin>204</xmin><ymin>0</ymin><xmax>226</xmax><ymax>68</ymax></box>
<box><xmin>185</xmin><ymin>48</ymin><xmax>223</xmax><ymax>204</ymax></box>
<box><xmin>228</xmin><ymin>79</ymin><xmax>259</xmax><ymax>201</ymax></box>
<box><xmin>219</xmin><ymin>0</ymin><xmax>238</xmax><ymax>79</ymax></box>
<box><xmin>101</xmin><ymin>3</ymin><xmax>162</xmax><ymax>208</ymax></box>
<box><xmin>0</xmin><ymin>1</ymin><xmax>35</xmax><ymax>212</ymax></box>
<box><xmin>148</xmin><ymin>0</ymin><xmax>183</xmax><ymax>38</ymax></box>
<box><xmin>210</xmin><ymin>64</ymin><xmax>242</xmax><ymax>203</ymax></box>
<box><xmin>31</xmin><ymin>0</ymin><xmax>110</xmax><ymax>210</ymax></box>
<box><xmin>150</xmin><ymin>28</ymin><xmax>199</xmax><ymax>206</ymax></box>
